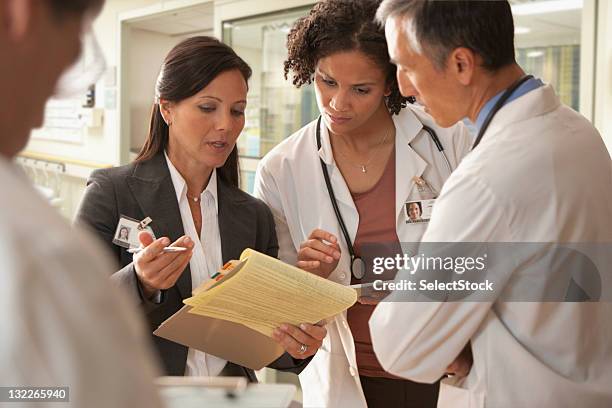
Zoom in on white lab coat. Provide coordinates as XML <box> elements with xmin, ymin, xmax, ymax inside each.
<box><xmin>254</xmin><ymin>106</ymin><xmax>472</xmax><ymax>408</ymax></box>
<box><xmin>0</xmin><ymin>158</ymin><xmax>163</xmax><ymax>408</ymax></box>
<box><xmin>370</xmin><ymin>85</ymin><xmax>612</xmax><ymax>407</ymax></box>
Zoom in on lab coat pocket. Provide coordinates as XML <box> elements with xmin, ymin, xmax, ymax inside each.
<box><xmin>437</xmin><ymin>376</ymin><xmax>484</xmax><ymax>408</ymax></box>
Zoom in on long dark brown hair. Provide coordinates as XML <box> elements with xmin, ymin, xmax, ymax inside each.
<box><xmin>136</xmin><ymin>36</ymin><xmax>252</xmax><ymax>187</ymax></box>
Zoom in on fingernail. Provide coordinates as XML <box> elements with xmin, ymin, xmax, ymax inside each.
<box><xmin>280</xmin><ymin>324</ymin><xmax>289</xmax><ymax>331</ymax></box>
<box><xmin>334</xmin><ymin>251</ymin><xmax>341</xmax><ymax>259</ymax></box>
<box><xmin>184</xmin><ymin>237</ymin><xmax>191</xmax><ymax>244</ymax></box>
<box><xmin>326</xmin><ymin>256</ymin><xmax>333</xmax><ymax>263</ymax></box>
<box><xmin>300</xmin><ymin>324</ymin><xmax>307</xmax><ymax>330</ymax></box>
<box><xmin>162</xmin><ymin>238</ymin><xmax>170</xmax><ymax>245</ymax></box>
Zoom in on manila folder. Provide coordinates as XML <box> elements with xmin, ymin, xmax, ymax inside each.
<box><xmin>153</xmin><ymin>305</ymin><xmax>284</xmax><ymax>370</ymax></box>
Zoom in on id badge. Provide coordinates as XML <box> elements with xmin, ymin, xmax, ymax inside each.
<box><xmin>405</xmin><ymin>199</ymin><xmax>435</xmax><ymax>224</ymax></box>
<box><xmin>112</xmin><ymin>215</ymin><xmax>156</xmax><ymax>249</ymax></box>
<box><xmin>405</xmin><ymin>176</ymin><xmax>437</xmax><ymax>224</ymax></box>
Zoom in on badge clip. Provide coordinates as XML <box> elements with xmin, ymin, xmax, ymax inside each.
<box><xmin>138</xmin><ymin>216</ymin><xmax>153</xmax><ymax>230</ymax></box>
<box><xmin>412</xmin><ymin>176</ymin><xmax>439</xmax><ymax>198</ymax></box>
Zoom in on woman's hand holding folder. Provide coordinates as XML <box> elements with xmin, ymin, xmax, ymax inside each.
<box><xmin>272</xmin><ymin>323</ymin><xmax>327</xmax><ymax>359</ymax></box>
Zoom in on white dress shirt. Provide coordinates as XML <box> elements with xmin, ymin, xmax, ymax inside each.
<box><xmin>165</xmin><ymin>153</ymin><xmax>227</xmax><ymax>377</ymax></box>
<box><xmin>0</xmin><ymin>158</ymin><xmax>163</xmax><ymax>408</ymax></box>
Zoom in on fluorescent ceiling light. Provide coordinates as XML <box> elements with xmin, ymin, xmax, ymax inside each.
<box><xmin>515</xmin><ymin>26</ymin><xmax>531</xmax><ymax>34</ymax></box>
<box><xmin>527</xmin><ymin>50</ymin><xmax>545</xmax><ymax>58</ymax></box>
<box><xmin>512</xmin><ymin>0</ymin><xmax>583</xmax><ymax>16</ymax></box>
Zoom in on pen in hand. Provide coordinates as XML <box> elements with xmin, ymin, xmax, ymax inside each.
<box><xmin>127</xmin><ymin>246</ymin><xmax>188</xmax><ymax>254</ymax></box>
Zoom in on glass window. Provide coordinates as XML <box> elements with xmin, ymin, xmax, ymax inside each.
<box><xmin>512</xmin><ymin>0</ymin><xmax>584</xmax><ymax>110</ymax></box>
<box><xmin>223</xmin><ymin>7</ymin><xmax>316</xmax><ymax>193</ymax></box>
<box><xmin>226</xmin><ymin>1</ymin><xmax>590</xmax><ymax>192</ymax></box>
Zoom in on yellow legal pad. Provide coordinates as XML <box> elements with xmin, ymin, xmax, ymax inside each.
<box><xmin>183</xmin><ymin>249</ymin><xmax>357</xmax><ymax>338</ymax></box>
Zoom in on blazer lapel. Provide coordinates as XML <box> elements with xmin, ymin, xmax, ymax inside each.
<box><xmin>126</xmin><ymin>153</ymin><xmax>192</xmax><ymax>299</ymax></box>
<box><xmin>217</xmin><ymin>176</ymin><xmax>258</xmax><ymax>263</ymax></box>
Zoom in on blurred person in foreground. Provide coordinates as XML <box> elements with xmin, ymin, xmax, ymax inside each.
<box><xmin>0</xmin><ymin>1</ymin><xmax>163</xmax><ymax>407</ymax></box>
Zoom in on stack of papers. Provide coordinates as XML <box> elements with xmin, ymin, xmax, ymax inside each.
<box><xmin>154</xmin><ymin>249</ymin><xmax>357</xmax><ymax>369</ymax></box>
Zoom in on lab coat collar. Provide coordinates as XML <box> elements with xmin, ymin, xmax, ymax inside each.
<box><xmin>394</xmin><ymin>106</ymin><xmax>426</xmax><ymax>146</ymax></box>
<box><xmin>315</xmin><ymin>108</ymin><xmax>429</xmax><ymax>226</ymax></box>
<box><xmin>316</xmin><ymin>108</ymin><xmax>426</xmax><ymax>163</ymax></box>
<box><xmin>394</xmin><ymin>108</ymin><xmax>428</xmax><ymax>219</ymax></box>
<box><xmin>316</xmin><ymin>116</ymin><xmax>334</xmax><ymax>165</ymax></box>
<box><xmin>475</xmin><ymin>77</ymin><xmax>544</xmax><ymax>133</ymax></box>
<box><xmin>315</xmin><ymin>117</ymin><xmax>358</xmax><ymax>239</ymax></box>
<box><xmin>486</xmin><ymin>84</ymin><xmax>560</xmax><ymax>140</ymax></box>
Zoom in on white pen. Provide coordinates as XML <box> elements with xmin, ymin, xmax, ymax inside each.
<box><xmin>127</xmin><ymin>246</ymin><xmax>188</xmax><ymax>254</ymax></box>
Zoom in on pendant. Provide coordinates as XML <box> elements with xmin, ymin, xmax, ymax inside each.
<box><xmin>193</xmin><ymin>197</ymin><xmax>199</xmax><ymax>203</ymax></box>
<box><xmin>361</xmin><ymin>165</ymin><xmax>367</xmax><ymax>173</ymax></box>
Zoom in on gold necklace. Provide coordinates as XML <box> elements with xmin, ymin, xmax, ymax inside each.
<box><xmin>334</xmin><ymin>128</ymin><xmax>391</xmax><ymax>173</ymax></box>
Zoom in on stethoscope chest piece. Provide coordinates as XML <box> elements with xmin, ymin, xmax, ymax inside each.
<box><xmin>351</xmin><ymin>256</ymin><xmax>366</xmax><ymax>280</ymax></box>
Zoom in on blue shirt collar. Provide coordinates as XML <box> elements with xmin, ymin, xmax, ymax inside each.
<box><xmin>473</xmin><ymin>77</ymin><xmax>544</xmax><ymax>133</ymax></box>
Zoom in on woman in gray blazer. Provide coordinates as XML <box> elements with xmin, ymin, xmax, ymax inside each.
<box><xmin>75</xmin><ymin>36</ymin><xmax>325</xmax><ymax>380</ymax></box>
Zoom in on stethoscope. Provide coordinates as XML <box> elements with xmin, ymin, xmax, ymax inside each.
<box><xmin>316</xmin><ymin>115</ymin><xmax>451</xmax><ymax>280</ymax></box>
<box><xmin>316</xmin><ymin>75</ymin><xmax>533</xmax><ymax>279</ymax></box>
<box><xmin>422</xmin><ymin>124</ymin><xmax>453</xmax><ymax>175</ymax></box>
<box><xmin>472</xmin><ymin>74</ymin><xmax>533</xmax><ymax>149</ymax></box>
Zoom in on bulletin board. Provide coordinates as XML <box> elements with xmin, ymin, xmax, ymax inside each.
<box><xmin>31</xmin><ymin>99</ymin><xmax>86</xmax><ymax>144</ymax></box>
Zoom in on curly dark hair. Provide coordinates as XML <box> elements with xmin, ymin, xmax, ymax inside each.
<box><xmin>284</xmin><ymin>0</ymin><xmax>409</xmax><ymax>115</ymax></box>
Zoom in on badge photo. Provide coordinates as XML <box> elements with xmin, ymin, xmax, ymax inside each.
<box><xmin>115</xmin><ymin>224</ymin><xmax>132</xmax><ymax>246</ymax></box>
<box><xmin>112</xmin><ymin>215</ymin><xmax>156</xmax><ymax>249</ymax></box>
<box><xmin>405</xmin><ymin>199</ymin><xmax>435</xmax><ymax>224</ymax></box>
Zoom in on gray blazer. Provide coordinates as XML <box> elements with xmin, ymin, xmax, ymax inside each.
<box><xmin>75</xmin><ymin>152</ymin><xmax>309</xmax><ymax>380</ymax></box>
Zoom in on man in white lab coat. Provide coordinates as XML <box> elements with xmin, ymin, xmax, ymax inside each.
<box><xmin>0</xmin><ymin>1</ymin><xmax>163</xmax><ymax>407</ymax></box>
<box><xmin>370</xmin><ymin>1</ymin><xmax>612</xmax><ymax>407</ymax></box>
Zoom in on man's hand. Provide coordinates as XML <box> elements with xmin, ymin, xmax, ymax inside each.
<box><xmin>446</xmin><ymin>344</ymin><xmax>473</xmax><ymax>378</ymax></box>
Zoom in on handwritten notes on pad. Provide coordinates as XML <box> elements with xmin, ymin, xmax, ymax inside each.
<box><xmin>183</xmin><ymin>249</ymin><xmax>357</xmax><ymax>337</ymax></box>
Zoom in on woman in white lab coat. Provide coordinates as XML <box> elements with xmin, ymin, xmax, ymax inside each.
<box><xmin>254</xmin><ymin>1</ymin><xmax>472</xmax><ymax>407</ymax></box>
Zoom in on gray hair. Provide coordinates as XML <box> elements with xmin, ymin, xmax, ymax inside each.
<box><xmin>376</xmin><ymin>0</ymin><xmax>424</xmax><ymax>57</ymax></box>
<box><xmin>375</xmin><ymin>0</ymin><xmax>516</xmax><ymax>71</ymax></box>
